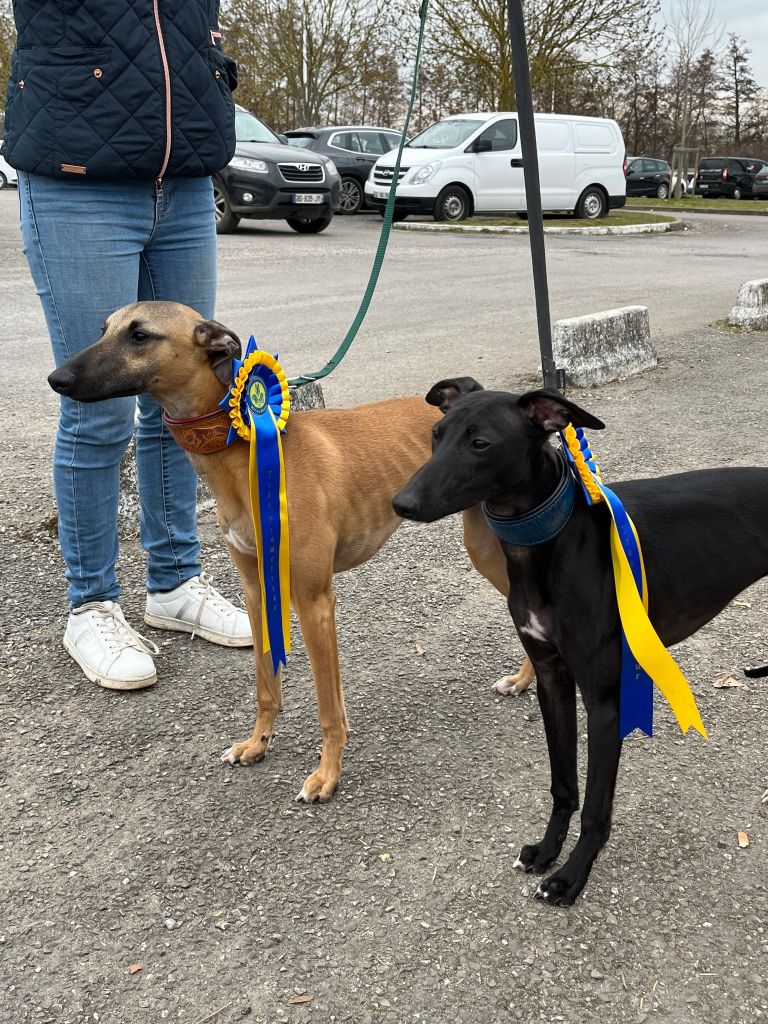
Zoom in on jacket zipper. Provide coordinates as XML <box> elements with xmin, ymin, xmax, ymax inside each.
<box><xmin>152</xmin><ymin>0</ymin><xmax>172</xmax><ymax>195</ymax></box>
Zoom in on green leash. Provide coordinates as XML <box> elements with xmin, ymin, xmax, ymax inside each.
<box><xmin>288</xmin><ymin>0</ymin><xmax>430</xmax><ymax>388</ymax></box>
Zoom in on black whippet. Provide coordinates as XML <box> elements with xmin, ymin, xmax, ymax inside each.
<box><xmin>393</xmin><ymin>379</ymin><xmax>768</xmax><ymax>906</ymax></box>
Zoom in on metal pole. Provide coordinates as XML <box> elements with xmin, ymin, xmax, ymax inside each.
<box><xmin>506</xmin><ymin>0</ymin><xmax>561</xmax><ymax>391</ymax></box>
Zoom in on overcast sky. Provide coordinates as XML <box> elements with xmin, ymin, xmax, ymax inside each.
<box><xmin>660</xmin><ymin>0</ymin><xmax>768</xmax><ymax>86</ymax></box>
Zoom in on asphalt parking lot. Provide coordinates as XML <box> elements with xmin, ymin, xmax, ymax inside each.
<box><xmin>1</xmin><ymin>191</ymin><xmax>767</xmax><ymax>1024</ymax></box>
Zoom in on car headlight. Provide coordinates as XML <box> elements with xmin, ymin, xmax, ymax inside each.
<box><xmin>323</xmin><ymin>158</ymin><xmax>339</xmax><ymax>178</ymax></box>
<box><xmin>230</xmin><ymin>156</ymin><xmax>269</xmax><ymax>173</ymax></box>
<box><xmin>410</xmin><ymin>161</ymin><xmax>442</xmax><ymax>185</ymax></box>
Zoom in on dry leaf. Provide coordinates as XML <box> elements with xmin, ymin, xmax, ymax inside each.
<box><xmin>128</xmin><ymin>964</ymin><xmax>142</xmax><ymax>975</ymax></box>
<box><xmin>714</xmin><ymin>674</ymin><xmax>745</xmax><ymax>689</ymax></box>
<box><xmin>737</xmin><ymin>832</ymin><xmax>749</xmax><ymax>848</ymax></box>
<box><xmin>288</xmin><ymin>994</ymin><xmax>314</xmax><ymax>1005</ymax></box>
<box><xmin>379</xmin><ymin>852</ymin><xmax>392</xmax><ymax>862</ymax></box>
<box><xmin>732</xmin><ymin>600</ymin><xmax>751</xmax><ymax>608</ymax></box>
<box><xmin>415</xmin><ymin>643</ymin><xmax>426</xmax><ymax>656</ymax></box>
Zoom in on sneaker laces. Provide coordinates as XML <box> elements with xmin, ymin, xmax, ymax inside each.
<box><xmin>77</xmin><ymin>601</ymin><xmax>160</xmax><ymax>657</ymax></box>
<box><xmin>187</xmin><ymin>573</ymin><xmax>244</xmax><ymax>639</ymax></box>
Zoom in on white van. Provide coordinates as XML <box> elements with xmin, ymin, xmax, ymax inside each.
<box><xmin>364</xmin><ymin>112</ymin><xmax>626</xmax><ymax>222</ymax></box>
<box><xmin>0</xmin><ymin>153</ymin><xmax>19</xmax><ymax>189</ymax></box>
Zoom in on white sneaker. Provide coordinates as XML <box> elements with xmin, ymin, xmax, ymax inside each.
<box><xmin>64</xmin><ymin>601</ymin><xmax>159</xmax><ymax>691</ymax></box>
<box><xmin>144</xmin><ymin>573</ymin><xmax>252</xmax><ymax>647</ymax></box>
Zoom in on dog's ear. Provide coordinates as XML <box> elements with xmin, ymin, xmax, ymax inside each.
<box><xmin>425</xmin><ymin>377</ymin><xmax>484</xmax><ymax>414</ymax></box>
<box><xmin>518</xmin><ymin>389</ymin><xmax>605</xmax><ymax>433</ymax></box>
<box><xmin>194</xmin><ymin>320</ymin><xmax>242</xmax><ymax>385</ymax></box>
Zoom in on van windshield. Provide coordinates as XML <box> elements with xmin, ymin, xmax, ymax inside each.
<box><xmin>407</xmin><ymin>119</ymin><xmax>485</xmax><ymax>149</ymax></box>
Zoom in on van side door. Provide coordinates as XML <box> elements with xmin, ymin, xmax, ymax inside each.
<box><xmin>469</xmin><ymin>117</ymin><xmax>523</xmax><ymax>212</ymax></box>
<box><xmin>534</xmin><ymin>119</ymin><xmax>575</xmax><ymax>208</ymax></box>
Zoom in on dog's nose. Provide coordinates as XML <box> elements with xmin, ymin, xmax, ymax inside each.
<box><xmin>48</xmin><ymin>368</ymin><xmax>76</xmax><ymax>395</ymax></box>
<box><xmin>392</xmin><ymin>496</ymin><xmax>419</xmax><ymax>520</ymax></box>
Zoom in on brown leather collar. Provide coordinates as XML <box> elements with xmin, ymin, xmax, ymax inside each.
<box><xmin>163</xmin><ymin>407</ymin><xmax>236</xmax><ymax>455</ymax></box>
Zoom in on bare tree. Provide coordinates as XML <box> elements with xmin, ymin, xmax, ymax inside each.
<box><xmin>221</xmin><ymin>0</ymin><xmax>400</xmax><ymax>129</ymax></box>
<box><xmin>719</xmin><ymin>34</ymin><xmax>759</xmax><ymax>148</ymax></box>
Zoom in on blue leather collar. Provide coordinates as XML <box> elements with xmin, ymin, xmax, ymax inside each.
<box><xmin>482</xmin><ymin>451</ymin><xmax>575</xmax><ymax>547</ymax></box>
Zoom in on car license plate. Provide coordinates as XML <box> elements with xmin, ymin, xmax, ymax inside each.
<box><xmin>292</xmin><ymin>193</ymin><xmax>324</xmax><ymax>204</ymax></box>
<box><xmin>699</xmin><ymin>184</ymin><xmax>708</xmax><ymax>189</ymax></box>
<box><xmin>374</xmin><ymin>190</ymin><xmax>389</xmax><ymax>201</ymax></box>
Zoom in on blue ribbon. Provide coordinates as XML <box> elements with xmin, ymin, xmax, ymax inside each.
<box><xmin>562</xmin><ymin>430</ymin><xmax>654</xmax><ymax>738</ymax></box>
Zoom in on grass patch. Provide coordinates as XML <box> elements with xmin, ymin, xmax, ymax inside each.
<box><xmin>469</xmin><ymin>211</ymin><xmax>677</xmax><ymax>228</ymax></box>
<box><xmin>630</xmin><ymin>196</ymin><xmax>768</xmax><ymax>213</ymax></box>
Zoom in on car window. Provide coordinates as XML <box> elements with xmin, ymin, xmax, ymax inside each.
<box><xmin>641</xmin><ymin>160</ymin><xmax>657</xmax><ymax>173</ymax></box>
<box><xmin>699</xmin><ymin>158</ymin><xmax>724</xmax><ymax>170</ymax></box>
<box><xmin>475</xmin><ymin>118</ymin><xmax>518</xmax><ymax>151</ymax></box>
<box><xmin>329</xmin><ymin>132</ymin><xmax>354</xmax><ymax>151</ymax></box>
<box><xmin>728</xmin><ymin>159</ymin><xmax>745</xmax><ymax>174</ymax></box>
<box><xmin>380</xmin><ymin>132</ymin><xmax>402</xmax><ymax>151</ymax></box>
<box><xmin>407</xmin><ymin>118</ymin><xmax>485</xmax><ymax>149</ymax></box>
<box><xmin>357</xmin><ymin>131</ymin><xmax>386</xmax><ymax>155</ymax></box>
<box><xmin>235</xmin><ymin>109</ymin><xmax>281</xmax><ymax>145</ymax></box>
<box><xmin>744</xmin><ymin>160</ymin><xmax>762</xmax><ymax>174</ymax></box>
<box><xmin>654</xmin><ymin>161</ymin><xmax>669</xmax><ymax>172</ymax></box>
<box><xmin>756</xmin><ymin>166</ymin><xmax>768</xmax><ymax>178</ymax></box>
<box><xmin>285</xmin><ymin>135</ymin><xmax>316</xmax><ymax>149</ymax></box>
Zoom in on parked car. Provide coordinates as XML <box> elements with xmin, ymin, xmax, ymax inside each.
<box><xmin>695</xmin><ymin>156</ymin><xmax>767</xmax><ymax>199</ymax></box>
<box><xmin>284</xmin><ymin>126</ymin><xmax>402</xmax><ymax>214</ymax></box>
<box><xmin>364</xmin><ymin>112</ymin><xmax>626</xmax><ymax>222</ymax></box>
<box><xmin>213</xmin><ymin>106</ymin><xmax>341</xmax><ymax>234</ymax></box>
<box><xmin>625</xmin><ymin>156</ymin><xmax>671</xmax><ymax>198</ymax></box>
<box><xmin>752</xmin><ymin>164</ymin><xmax>768</xmax><ymax>199</ymax></box>
<box><xmin>0</xmin><ymin>154</ymin><xmax>18</xmax><ymax>188</ymax></box>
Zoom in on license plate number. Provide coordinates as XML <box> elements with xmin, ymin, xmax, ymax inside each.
<box><xmin>292</xmin><ymin>193</ymin><xmax>324</xmax><ymax>204</ymax></box>
<box><xmin>375</xmin><ymin>190</ymin><xmax>390</xmax><ymax>201</ymax></box>
<box><xmin>699</xmin><ymin>184</ymin><xmax>708</xmax><ymax>189</ymax></box>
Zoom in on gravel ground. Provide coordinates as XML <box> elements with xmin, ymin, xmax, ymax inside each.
<box><xmin>1</xmin><ymin>198</ymin><xmax>767</xmax><ymax>1024</ymax></box>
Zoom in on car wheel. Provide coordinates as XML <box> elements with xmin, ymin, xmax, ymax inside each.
<box><xmin>338</xmin><ymin>176</ymin><xmax>364</xmax><ymax>215</ymax></box>
<box><xmin>434</xmin><ymin>186</ymin><xmax>471</xmax><ymax>222</ymax></box>
<box><xmin>575</xmin><ymin>186</ymin><xmax>607</xmax><ymax>219</ymax></box>
<box><xmin>213</xmin><ymin>180</ymin><xmax>240</xmax><ymax>234</ymax></box>
<box><xmin>0</xmin><ymin>171</ymin><xmax>7</xmax><ymax>190</ymax></box>
<box><xmin>733</xmin><ymin>187</ymin><xmax>744</xmax><ymax>200</ymax></box>
<box><xmin>287</xmin><ymin>214</ymin><xmax>333</xmax><ymax>234</ymax></box>
<box><xmin>656</xmin><ymin>182</ymin><xmax>669</xmax><ymax>199</ymax></box>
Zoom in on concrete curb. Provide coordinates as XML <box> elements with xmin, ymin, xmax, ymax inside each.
<box><xmin>552</xmin><ymin>305</ymin><xmax>657</xmax><ymax>387</ymax></box>
<box><xmin>117</xmin><ymin>381</ymin><xmax>326</xmax><ymax>536</ymax></box>
<box><xmin>728</xmin><ymin>278</ymin><xmax>768</xmax><ymax>330</ymax></box>
<box><xmin>627</xmin><ymin>203</ymin><xmax>768</xmax><ymax>218</ymax></box>
<box><xmin>393</xmin><ymin>218</ymin><xmax>680</xmax><ymax>237</ymax></box>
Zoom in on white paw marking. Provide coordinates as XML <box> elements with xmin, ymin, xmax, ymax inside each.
<box><xmin>220</xmin><ymin>747</ymin><xmax>238</xmax><ymax>765</ymax></box>
<box><xmin>492</xmin><ymin>675</ymin><xmax>520</xmax><ymax>696</ymax></box>
<box><xmin>513</xmin><ymin>857</ymin><xmax>526</xmax><ymax>871</ymax></box>
<box><xmin>535</xmin><ymin>885</ymin><xmax>549</xmax><ymax>900</ymax></box>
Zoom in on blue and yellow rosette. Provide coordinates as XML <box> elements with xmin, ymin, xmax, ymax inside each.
<box><xmin>561</xmin><ymin>425</ymin><xmax>707</xmax><ymax>741</ymax></box>
<box><xmin>220</xmin><ymin>337</ymin><xmax>290</xmax><ymax>675</ymax></box>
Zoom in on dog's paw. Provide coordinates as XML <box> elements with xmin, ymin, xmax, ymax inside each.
<box><xmin>220</xmin><ymin>735</ymin><xmax>271</xmax><ymax>766</ymax></box>
<box><xmin>513</xmin><ymin>842</ymin><xmax>559</xmax><ymax>874</ymax></box>
<box><xmin>763</xmin><ymin>788</ymin><xmax>768</xmax><ymax>806</ymax></box>
<box><xmin>492</xmin><ymin>674</ymin><xmax>530</xmax><ymax>697</ymax></box>
<box><xmin>295</xmin><ymin>768</ymin><xmax>338</xmax><ymax>805</ymax></box>
<box><xmin>534</xmin><ymin>872</ymin><xmax>583</xmax><ymax>908</ymax></box>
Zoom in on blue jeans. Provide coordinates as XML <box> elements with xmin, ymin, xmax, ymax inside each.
<box><xmin>19</xmin><ymin>173</ymin><xmax>217</xmax><ymax>607</ymax></box>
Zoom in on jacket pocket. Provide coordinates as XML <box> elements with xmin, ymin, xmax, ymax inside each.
<box><xmin>207</xmin><ymin>46</ymin><xmax>237</xmax><ymax>108</ymax></box>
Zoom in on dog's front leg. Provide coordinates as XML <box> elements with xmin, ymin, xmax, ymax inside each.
<box><xmin>536</xmin><ymin>665</ymin><xmax>622</xmax><ymax>908</ymax></box>
<box><xmin>221</xmin><ymin>548</ymin><xmax>283</xmax><ymax>767</ymax></box>
<box><xmin>514</xmin><ymin>657</ymin><xmax>579</xmax><ymax>873</ymax></box>
<box><xmin>293</xmin><ymin>583</ymin><xmax>349</xmax><ymax>804</ymax></box>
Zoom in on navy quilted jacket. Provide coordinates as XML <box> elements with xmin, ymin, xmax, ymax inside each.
<box><xmin>2</xmin><ymin>0</ymin><xmax>236</xmax><ymax>183</ymax></box>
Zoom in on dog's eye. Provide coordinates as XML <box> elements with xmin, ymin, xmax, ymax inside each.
<box><xmin>470</xmin><ymin>438</ymin><xmax>490</xmax><ymax>450</ymax></box>
<box><xmin>132</xmin><ymin>330</ymin><xmax>149</xmax><ymax>344</ymax></box>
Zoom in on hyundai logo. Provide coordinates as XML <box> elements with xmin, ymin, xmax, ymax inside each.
<box><xmin>296</xmin><ymin>163</ymin><xmax>311</xmax><ymax>172</ymax></box>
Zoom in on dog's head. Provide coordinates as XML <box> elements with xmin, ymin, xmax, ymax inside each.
<box><xmin>392</xmin><ymin>381</ymin><xmax>604</xmax><ymax>522</ymax></box>
<box><xmin>47</xmin><ymin>301</ymin><xmax>242</xmax><ymax>414</ymax></box>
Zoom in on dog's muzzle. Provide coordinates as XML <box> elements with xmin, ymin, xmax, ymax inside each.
<box><xmin>48</xmin><ymin>368</ymin><xmax>76</xmax><ymax>395</ymax></box>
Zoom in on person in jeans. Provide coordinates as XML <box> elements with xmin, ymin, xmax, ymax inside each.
<box><xmin>3</xmin><ymin>2</ymin><xmax>251</xmax><ymax>690</ymax></box>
